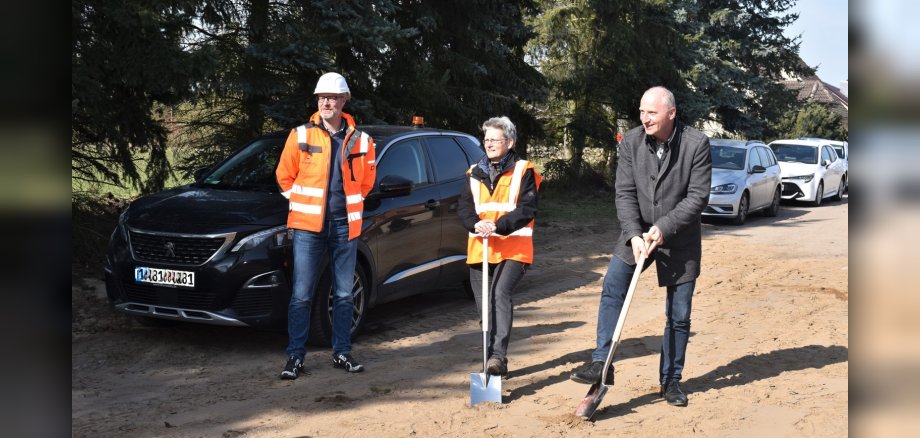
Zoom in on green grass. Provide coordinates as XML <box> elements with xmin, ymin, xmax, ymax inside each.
<box><xmin>538</xmin><ymin>190</ymin><xmax>616</xmax><ymax>224</ymax></box>
<box><xmin>72</xmin><ymin>148</ymin><xmax>191</xmax><ymax>199</ymax></box>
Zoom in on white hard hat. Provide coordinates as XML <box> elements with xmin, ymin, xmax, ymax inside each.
<box><xmin>314</xmin><ymin>72</ymin><xmax>351</xmax><ymax>96</ymax></box>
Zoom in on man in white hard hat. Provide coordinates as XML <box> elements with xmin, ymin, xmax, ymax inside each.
<box><xmin>276</xmin><ymin>72</ymin><xmax>376</xmax><ymax>379</ymax></box>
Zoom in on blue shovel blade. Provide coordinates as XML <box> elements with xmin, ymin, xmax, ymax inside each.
<box><xmin>470</xmin><ymin>372</ymin><xmax>502</xmax><ymax>405</ymax></box>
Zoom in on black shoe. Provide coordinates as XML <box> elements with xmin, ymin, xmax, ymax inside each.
<box><xmin>487</xmin><ymin>356</ymin><xmax>508</xmax><ymax>376</ymax></box>
<box><xmin>280</xmin><ymin>356</ymin><xmax>304</xmax><ymax>380</ymax></box>
<box><xmin>570</xmin><ymin>361</ymin><xmax>614</xmax><ymax>385</ymax></box>
<box><xmin>661</xmin><ymin>381</ymin><xmax>688</xmax><ymax>406</ymax></box>
<box><xmin>332</xmin><ymin>352</ymin><xmax>365</xmax><ymax>373</ymax></box>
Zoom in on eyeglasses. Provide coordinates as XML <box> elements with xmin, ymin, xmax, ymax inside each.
<box><xmin>483</xmin><ymin>138</ymin><xmax>507</xmax><ymax>145</ymax></box>
<box><xmin>317</xmin><ymin>95</ymin><xmax>344</xmax><ymax>103</ymax></box>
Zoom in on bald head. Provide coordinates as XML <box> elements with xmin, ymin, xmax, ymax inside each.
<box><xmin>639</xmin><ymin>86</ymin><xmax>677</xmax><ymax>143</ymax></box>
<box><xmin>642</xmin><ymin>86</ymin><xmax>676</xmax><ymax>109</ymax></box>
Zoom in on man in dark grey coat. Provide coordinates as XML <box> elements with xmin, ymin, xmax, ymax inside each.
<box><xmin>570</xmin><ymin>86</ymin><xmax>712</xmax><ymax>407</ymax></box>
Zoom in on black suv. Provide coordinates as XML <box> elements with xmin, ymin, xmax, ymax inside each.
<box><xmin>105</xmin><ymin>125</ymin><xmax>483</xmax><ymax>344</ymax></box>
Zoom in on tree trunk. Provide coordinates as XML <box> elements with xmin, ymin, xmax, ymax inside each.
<box><xmin>241</xmin><ymin>0</ymin><xmax>270</xmax><ymax>139</ymax></box>
<box><xmin>605</xmin><ymin>144</ymin><xmax>617</xmax><ymax>183</ymax></box>
<box><xmin>563</xmin><ymin>127</ymin><xmax>573</xmax><ymax>160</ymax></box>
<box><xmin>570</xmin><ymin>129</ymin><xmax>584</xmax><ymax>178</ymax></box>
<box><xmin>605</xmin><ymin>116</ymin><xmax>623</xmax><ymax>182</ymax></box>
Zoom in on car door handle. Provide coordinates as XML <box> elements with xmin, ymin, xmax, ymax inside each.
<box><xmin>425</xmin><ymin>199</ymin><xmax>440</xmax><ymax>210</ymax></box>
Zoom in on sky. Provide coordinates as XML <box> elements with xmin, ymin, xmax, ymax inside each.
<box><xmin>783</xmin><ymin>0</ymin><xmax>848</xmax><ymax>89</ymax></box>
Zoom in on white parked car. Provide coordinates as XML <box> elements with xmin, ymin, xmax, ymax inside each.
<box><xmin>768</xmin><ymin>138</ymin><xmax>847</xmax><ymax>206</ymax></box>
<box><xmin>799</xmin><ymin>137</ymin><xmax>848</xmax><ymax>191</ymax></box>
<box><xmin>704</xmin><ymin>139</ymin><xmax>782</xmax><ymax>224</ymax></box>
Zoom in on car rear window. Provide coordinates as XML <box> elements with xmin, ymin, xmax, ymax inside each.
<box><xmin>377</xmin><ymin>139</ymin><xmax>429</xmax><ymax>185</ymax></box>
<box><xmin>756</xmin><ymin>147</ymin><xmax>775</xmax><ymax>167</ymax></box>
<box><xmin>425</xmin><ymin>136</ymin><xmax>472</xmax><ymax>182</ymax></box>
<box><xmin>821</xmin><ymin>146</ymin><xmax>835</xmax><ymax>163</ymax></box>
<box><xmin>456</xmin><ymin>136</ymin><xmax>485</xmax><ymax>163</ymax></box>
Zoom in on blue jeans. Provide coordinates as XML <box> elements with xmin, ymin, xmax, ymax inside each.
<box><xmin>593</xmin><ymin>256</ymin><xmax>695</xmax><ymax>384</ymax></box>
<box><xmin>286</xmin><ymin>219</ymin><xmax>357</xmax><ymax>360</ymax></box>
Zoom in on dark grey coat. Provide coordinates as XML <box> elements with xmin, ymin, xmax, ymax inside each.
<box><xmin>613</xmin><ymin>121</ymin><xmax>712</xmax><ymax>286</ymax></box>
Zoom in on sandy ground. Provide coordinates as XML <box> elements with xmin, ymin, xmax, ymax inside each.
<box><xmin>72</xmin><ymin>195</ymin><xmax>848</xmax><ymax>437</ymax></box>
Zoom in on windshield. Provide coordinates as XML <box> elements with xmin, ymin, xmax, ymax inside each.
<box><xmin>833</xmin><ymin>146</ymin><xmax>845</xmax><ymax>159</ymax></box>
<box><xmin>710</xmin><ymin>146</ymin><xmax>746</xmax><ymax>170</ymax></box>
<box><xmin>769</xmin><ymin>143</ymin><xmax>818</xmax><ymax>164</ymax></box>
<box><xmin>199</xmin><ymin>137</ymin><xmax>285</xmax><ymax>191</ymax></box>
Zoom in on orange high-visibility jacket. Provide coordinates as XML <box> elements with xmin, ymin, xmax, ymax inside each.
<box><xmin>275</xmin><ymin>112</ymin><xmax>376</xmax><ymax>240</ymax></box>
<box><xmin>467</xmin><ymin>160</ymin><xmax>541</xmax><ymax>264</ymax></box>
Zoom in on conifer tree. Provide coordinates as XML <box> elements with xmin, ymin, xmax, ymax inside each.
<box><xmin>72</xmin><ymin>0</ymin><xmax>206</xmax><ymax>193</ymax></box>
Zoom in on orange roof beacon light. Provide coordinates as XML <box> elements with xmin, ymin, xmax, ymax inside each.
<box><xmin>412</xmin><ymin>115</ymin><xmax>425</xmax><ymax>127</ymax></box>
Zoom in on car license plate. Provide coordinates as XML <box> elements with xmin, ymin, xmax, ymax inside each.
<box><xmin>135</xmin><ymin>267</ymin><xmax>195</xmax><ymax>288</ymax></box>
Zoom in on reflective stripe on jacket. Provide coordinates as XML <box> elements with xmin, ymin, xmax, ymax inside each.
<box><xmin>275</xmin><ymin>112</ymin><xmax>377</xmax><ymax>239</ymax></box>
<box><xmin>467</xmin><ymin>160</ymin><xmax>541</xmax><ymax>264</ymax></box>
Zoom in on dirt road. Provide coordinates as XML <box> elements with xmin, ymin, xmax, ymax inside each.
<box><xmin>72</xmin><ymin>196</ymin><xmax>848</xmax><ymax>437</ymax></box>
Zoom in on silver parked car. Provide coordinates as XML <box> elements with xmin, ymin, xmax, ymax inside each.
<box><xmin>704</xmin><ymin>139</ymin><xmax>782</xmax><ymax>224</ymax></box>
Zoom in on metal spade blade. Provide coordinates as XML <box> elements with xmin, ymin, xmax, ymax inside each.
<box><xmin>470</xmin><ymin>237</ymin><xmax>503</xmax><ymax>405</ymax></box>
<box><xmin>470</xmin><ymin>372</ymin><xmax>502</xmax><ymax>405</ymax></box>
<box><xmin>575</xmin><ymin>382</ymin><xmax>609</xmax><ymax>419</ymax></box>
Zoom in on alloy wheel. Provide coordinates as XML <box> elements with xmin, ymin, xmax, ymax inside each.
<box><xmin>733</xmin><ymin>192</ymin><xmax>749</xmax><ymax>225</ymax></box>
<box><xmin>812</xmin><ymin>182</ymin><xmax>823</xmax><ymax>207</ymax></box>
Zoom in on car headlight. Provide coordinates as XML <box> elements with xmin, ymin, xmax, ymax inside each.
<box><xmin>785</xmin><ymin>174</ymin><xmax>814</xmax><ymax>183</ymax></box>
<box><xmin>710</xmin><ymin>183</ymin><xmax>737</xmax><ymax>194</ymax></box>
<box><xmin>231</xmin><ymin>225</ymin><xmax>291</xmax><ymax>253</ymax></box>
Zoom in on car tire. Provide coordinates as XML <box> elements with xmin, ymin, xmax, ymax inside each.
<box><xmin>307</xmin><ymin>262</ymin><xmax>369</xmax><ymax>347</ymax></box>
<box><xmin>811</xmin><ymin>182</ymin><xmax>824</xmax><ymax>207</ymax></box>
<box><xmin>732</xmin><ymin>192</ymin><xmax>749</xmax><ymax>225</ymax></box>
<box><xmin>832</xmin><ymin>177</ymin><xmax>845</xmax><ymax>201</ymax></box>
<box><xmin>764</xmin><ymin>187</ymin><xmax>780</xmax><ymax>217</ymax></box>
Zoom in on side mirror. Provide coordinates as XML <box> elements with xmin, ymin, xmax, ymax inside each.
<box><xmin>750</xmin><ymin>165</ymin><xmax>766</xmax><ymax>174</ymax></box>
<box><xmin>369</xmin><ymin>175</ymin><xmax>413</xmax><ymax>199</ymax></box>
<box><xmin>822</xmin><ymin>159</ymin><xmax>830</xmax><ymax>167</ymax></box>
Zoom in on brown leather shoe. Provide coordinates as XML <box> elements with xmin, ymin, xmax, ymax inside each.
<box><xmin>486</xmin><ymin>356</ymin><xmax>507</xmax><ymax>376</ymax></box>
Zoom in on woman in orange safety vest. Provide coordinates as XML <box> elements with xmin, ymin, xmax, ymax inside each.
<box><xmin>457</xmin><ymin>116</ymin><xmax>541</xmax><ymax>377</ymax></box>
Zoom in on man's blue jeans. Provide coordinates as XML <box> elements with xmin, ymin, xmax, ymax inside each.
<box><xmin>593</xmin><ymin>255</ymin><xmax>695</xmax><ymax>384</ymax></box>
<box><xmin>286</xmin><ymin>219</ymin><xmax>357</xmax><ymax>360</ymax></box>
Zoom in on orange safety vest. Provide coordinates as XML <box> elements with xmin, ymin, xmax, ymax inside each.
<box><xmin>467</xmin><ymin>160</ymin><xmax>541</xmax><ymax>264</ymax></box>
<box><xmin>275</xmin><ymin>112</ymin><xmax>377</xmax><ymax>240</ymax></box>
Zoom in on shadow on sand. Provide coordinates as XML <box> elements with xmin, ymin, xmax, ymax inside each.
<box><xmin>591</xmin><ymin>344</ymin><xmax>848</xmax><ymax>421</ymax></box>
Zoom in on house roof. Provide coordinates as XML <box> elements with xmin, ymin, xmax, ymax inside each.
<box><xmin>781</xmin><ymin>74</ymin><xmax>849</xmax><ymax>123</ymax></box>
